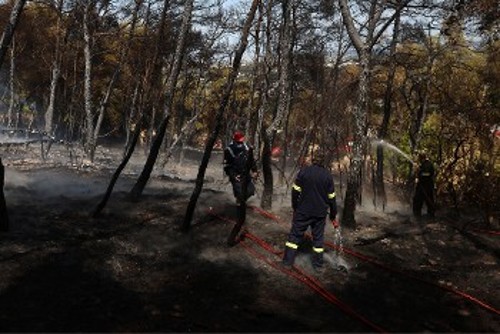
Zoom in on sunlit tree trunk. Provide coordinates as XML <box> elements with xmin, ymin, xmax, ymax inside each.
<box><xmin>44</xmin><ymin>0</ymin><xmax>65</xmax><ymax>138</ymax></box>
<box><xmin>261</xmin><ymin>0</ymin><xmax>295</xmax><ymax>210</ymax></box>
<box><xmin>338</xmin><ymin>0</ymin><xmax>408</xmax><ymax>228</ymax></box>
<box><xmin>254</xmin><ymin>0</ymin><xmax>273</xmax><ymax>162</ymax></box>
<box><xmin>45</xmin><ymin>59</ymin><xmax>60</xmax><ymax>134</ymax></box>
<box><xmin>83</xmin><ymin>1</ymin><xmax>95</xmax><ymax>160</ymax></box>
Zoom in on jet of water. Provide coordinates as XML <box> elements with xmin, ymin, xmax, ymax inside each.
<box><xmin>371</xmin><ymin>139</ymin><xmax>414</xmax><ymax>164</ymax></box>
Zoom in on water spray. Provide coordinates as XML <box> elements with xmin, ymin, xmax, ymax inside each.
<box><xmin>371</xmin><ymin>139</ymin><xmax>414</xmax><ymax>164</ymax></box>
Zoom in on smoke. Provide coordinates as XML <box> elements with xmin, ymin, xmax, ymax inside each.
<box><xmin>4</xmin><ymin>169</ymin><xmax>30</xmax><ymax>188</ymax></box>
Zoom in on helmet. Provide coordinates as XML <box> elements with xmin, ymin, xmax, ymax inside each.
<box><xmin>233</xmin><ymin>131</ymin><xmax>245</xmax><ymax>142</ymax></box>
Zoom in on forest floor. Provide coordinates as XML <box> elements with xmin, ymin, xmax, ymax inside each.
<box><xmin>0</xmin><ymin>141</ymin><xmax>499</xmax><ymax>332</ymax></box>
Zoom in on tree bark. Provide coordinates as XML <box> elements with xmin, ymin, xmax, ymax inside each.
<box><xmin>261</xmin><ymin>0</ymin><xmax>294</xmax><ymax>209</ymax></box>
<box><xmin>0</xmin><ymin>158</ymin><xmax>9</xmax><ymax>232</ymax></box>
<box><xmin>44</xmin><ymin>0</ymin><xmax>65</xmax><ymax>138</ymax></box>
<box><xmin>83</xmin><ymin>2</ymin><xmax>95</xmax><ymax>160</ymax></box>
<box><xmin>182</xmin><ymin>0</ymin><xmax>260</xmax><ymax>232</ymax></box>
<box><xmin>375</xmin><ymin>12</ymin><xmax>401</xmax><ymax>211</ymax></box>
<box><xmin>130</xmin><ymin>0</ymin><xmax>194</xmax><ymax>199</ymax></box>
<box><xmin>338</xmin><ymin>0</ymin><xmax>408</xmax><ymax>228</ymax></box>
<box><xmin>7</xmin><ymin>38</ymin><xmax>15</xmax><ymax>127</ymax></box>
<box><xmin>260</xmin><ymin>129</ymin><xmax>273</xmax><ymax>209</ymax></box>
<box><xmin>0</xmin><ymin>0</ymin><xmax>26</xmax><ymax>69</ymax></box>
<box><xmin>92</xmin><ymin>117</ymin><xmax>143</xmax><ymax>217</ymax></box>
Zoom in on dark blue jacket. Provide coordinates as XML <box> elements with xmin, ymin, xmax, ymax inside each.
<box><xmin>223</xmin><ymin>141</ymin><xmax>257</xmax><ymax>179</ymax></box>
<box><xmin>292</xmin><ymin>163</ymin><xmax>337</xmax><ymax>219</ymax></box>
<box><xmin>417</xmin><ymin>159</ymin><xmax>435</xmax><ymax>187</ymax></box>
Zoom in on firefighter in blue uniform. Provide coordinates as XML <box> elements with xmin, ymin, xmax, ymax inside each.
<box><xmin>223</xmin><ymin>131</ymin><xmax>258</xmax><ymax>204</ymax></box>
<box><xmin>413</xmin><ymin>152</ymin><xmax>436</xmax><ymax>218</ymax></box>
<box><xmin>283</xmin><ymin>152</ymin><xmax>338</xmax><ymax>271</ymax></box>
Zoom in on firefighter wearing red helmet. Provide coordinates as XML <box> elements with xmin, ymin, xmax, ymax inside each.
<box><xmin>223</xmin><ymin>131</ymin><xmax>258</xmax><ymax>205</ymax></box>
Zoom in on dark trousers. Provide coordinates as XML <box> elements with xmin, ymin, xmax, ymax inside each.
<box><xmin>230</xmin><ymin>176</ymin><xmax>255</xmax><ymax>201</ymax></box>
<box><xmin>283</xmin><ymin>212</ymin><xmax>326</xmax><ymax>267</ymax></box>
<box><xmin>413</xmin><ymin>183</ymin><xmax>435</xmax><ymax>217</ymax></box>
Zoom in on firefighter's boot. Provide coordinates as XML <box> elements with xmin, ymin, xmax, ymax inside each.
<box><xmin>312</xmin><ymin>248</ymin><xmax>324</xmax><ymax>272</ymax></box>
<box><xmin>283</xmin><ymin>243</ymin><xmax>298</xmax><ymax>268</ymax></box>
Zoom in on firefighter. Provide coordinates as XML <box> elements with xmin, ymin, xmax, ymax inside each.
<box><xmin>283</xmin><ymin>151</ymin><xmax>338</xmax><ymax>272</ymax></box>
<box><xmin>223</xmin><ymin>131</ymin><xmax>258</xmax><ymax>205</ymax></box>
<box><xmin>413</xmin><ymin>152</ymin><xmax>436</xmax><ymax>218</ymax></box>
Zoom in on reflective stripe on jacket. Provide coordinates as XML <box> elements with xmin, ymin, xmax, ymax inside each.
<box><xmin>292</xmin><ymin>164</ymin><xmax>337</xmax><ymax>218</ymax></box>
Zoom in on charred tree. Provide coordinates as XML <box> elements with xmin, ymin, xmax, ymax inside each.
<box><xmin>7</xmin><ymin>38</ymin><xmax>15</xmax><ymax>127</ymax></box>
<box><xmin>375</xmin><ymin>12</ymin><xmax>401</xmax><ymax>211</ymax></box>
<box><xmin>92</xmin><ymin>117</ymin><xmax>143</xmax><ymax>217</ymax></box>
<box><xmin>130</xmin><ymin>0</ymin><xmax>194</xmax><ymax>200</ymax></box>
<box><xmin>260</xmin><ymin>129</ymin><xmax>273</xmax><ymax>208</ymax></box>
<box><xmin>44</xmin><ymin>0</ymin><xmax>65</xmax><ymax>145</ymax></box>
<box><xmin>260</xmin><ymin>0</ymin><xmax>295</xmax><ymax>210</ymax></box>
<box><xmin>338</xmin><ymin>0</ymin><xmax>408</xmax><ymax>228</ymax></box>
<box><xmin>0</xmin><ymin>0</ymin><xmax>26</xmax><ymax>69</ymax></box>
<box><xmin>182</xmin><ymin>0</ymin><xmax>260</xmax><ymax>232</ymax></box>
<box><xmin>0</xmin><ymin>158</ymin><xmax>9</xmax><ymax>232</ymax></box>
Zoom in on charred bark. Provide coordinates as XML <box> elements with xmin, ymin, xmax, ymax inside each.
<box><xmin>0</xmin><ymin>158</ymin><xmax>9</xmax><ymax>232</ymax></box>
<box><xmin>260</xmin><ymin>129</ymin><xmax>273</xmax><ymax>209</ymax></box>
<box><xmin>130</xmin><ymin>0</ymin><xmax>194</xmax><ymax>199</ymax></box>
<box><xmin>0</xmin><ymin>0</ymin><xmax>26</xmax><ymax>69</ymax></box>
<box><xmin>182</xmin><ymin>0</ymin><xmax>260</xmax><ymax>232</ymax></box>
<box><xmin>92</xmin><ymin>117</ymin><xmax>143</xmax><ymax>217</ymax></box>
<box><xmin>375</xmin><ymin>12</ymin><xmax>401</xmax><ymax>211</ymax></box>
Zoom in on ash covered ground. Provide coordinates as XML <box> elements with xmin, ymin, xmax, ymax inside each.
<box><xmin>0</xmin><ymin>141</ymin><xmax>499</xmax><ymax>332</ymax></box>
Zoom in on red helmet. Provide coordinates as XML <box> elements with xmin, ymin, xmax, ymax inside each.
<box><xmin>233</xmin><ymin>131</ymin><xmax>245</xmax><ymax>142</ymax></box>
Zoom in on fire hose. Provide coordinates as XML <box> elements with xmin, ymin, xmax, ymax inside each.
<box><xmin>247</xmin><ymin>205</ymin><xmax>500</xmax><ymax>316</ymax></box>
<box><xmin>207</xmin><ymin>208</ymin><xmax>387</xmax><ymax>332</ymax></box>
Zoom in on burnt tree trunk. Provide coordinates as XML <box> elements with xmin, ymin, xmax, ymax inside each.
<box><xmin>338</xmin><ymin>0</ymin><xmax>408</xmax><ymax>228</ymax></box>
<box><xmin>182</xmin><ymin>0</ymin><xmax>260</xmax><ymax>232</ymax></box>
<box><xmin>260</xmin><ymin>128</ymin><xmax>273</xmax><ymax>209</ymax></box>
<box><xmin>0</xmin><ymin>0</ymin><xmax>26</xmax><ymax>69</ymax></box>
<box><xmin>92</xmin><ymin>118</ymin><xmax>143</xmax><ymax>217</ymax></box>
<box><xmin>130</xmin><ymin>0</ymin><xmax>194</xmax><ymax>199</ymax></box>
<box><xmin>0</xmin><ymin>158</ymin><xmax>9</xmax><ymax>232</ymax></box>
<box><xmin>375</xmin><ymin>12</ymin><xmax>400</xmax><ymax>211</ymax></box>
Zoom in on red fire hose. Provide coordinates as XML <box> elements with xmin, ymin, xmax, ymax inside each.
<box><xmin>247</xmin><ymin>205</ymin><xmax>500</xmax><ymax>316</ymax></box>
<box><xmin>206</xmin><ymin>209</ymin><xmax>386</xmax><ymax>332</ymax></box>
<box><xmin>240</xmin><ymin>231</ymin><xmax>387</xmax><ymax>333</ymax></box>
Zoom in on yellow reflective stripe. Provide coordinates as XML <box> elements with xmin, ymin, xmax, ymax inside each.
<box><xmin>292</xmin><ymin>183</ymin><xmax>302</xmax><ymax>192</ymax></box>
<box><xmin>285</xmin><ymin>241</ymin><xmax>299</xmax><ymax>249</ymax></box>
<box><xmin>328</xmin><ymin>192</ymin><xmax>336</xmax><ymax>199</ymax></box>
<box><xmin>313</xmin><ymin>247</ymin><xmax>324</xmax><ymax>253</ymax></box>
